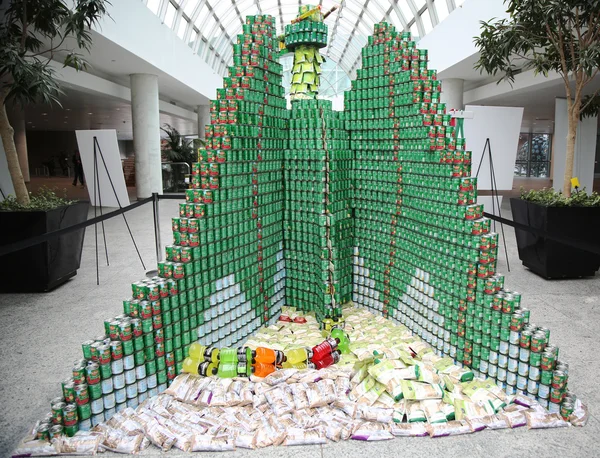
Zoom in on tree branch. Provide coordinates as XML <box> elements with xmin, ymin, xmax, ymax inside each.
<box><xmin>20</xmin><ymin>0</ymin><xmax>28</xmax><ymax>53</ymax></box>
<box><xmin>25</xmin><ymin>34</ymin><xmax>69</xmax><ymax>58</ymax></box>
<box><xmin>581</xmin><ymin>87</ymin><xmax>600</xmax><ymax>112</ymax></box>
<box><xmin>547</xmin><ymin>19</ymin><xmax>572</xmax><ymax>98</ymax></box>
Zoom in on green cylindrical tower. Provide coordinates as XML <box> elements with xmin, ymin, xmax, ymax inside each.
<box><xmin>284</xmin><ymin>5</ymin><xmax>328</xmax><ymax>100</ymax></box>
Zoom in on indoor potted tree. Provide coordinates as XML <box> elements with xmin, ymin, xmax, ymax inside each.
<box><xmin>475</xmin><ymin>0</ymin><xmax>600</xmax><ymax>278</ymax></box>
<box><xmin>160</xmin><ymin>124</ymin><xmax>203</xmax><ymax>192</ymax></box>
<box><xmin>475</xmin><ymin>0</ymin><xmax>600</xmax><ymax>198</ymax></box>
<box><xmin>0</xmin><ymin>0</ymin><xmax>108</xmax><ymax>291</ymax></box>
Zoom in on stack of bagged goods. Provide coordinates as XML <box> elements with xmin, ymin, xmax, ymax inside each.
<box><xmin>17</xmin><ymin>307</ymin><xmax>587</xmax><ymax>456</ymax></box>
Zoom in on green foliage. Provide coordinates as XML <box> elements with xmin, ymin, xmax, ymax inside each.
<box><xmin>0</xmin><ymin>187</ymin><xmax>76</xmax><ymax>211</ymax></box>
<box><xmin>0</xmin><ymin>0</ymin><xmax>110</xmax><ymax>106</ymax></box>
<box><xmin>161</xmin><ymin>124</ymin><xmax>204</xmax><ymax>168</ymax></box>
<box><xmin>520</xmin><ymin>187</ymin><xmax>600</xmax><ymax>207</ymax></box>
<box><xmin>580</xmin><ymin>93</ymin><xmax>600</xmax><ymax>119</ymax></box>
<box><xmin>475</xmin><ymin>1</ymin><xmax>600</xmax><ymax>85</ymax></box>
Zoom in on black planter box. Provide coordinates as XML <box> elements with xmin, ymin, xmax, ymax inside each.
<box><xmin>0</xmin><ymin>201</ymin><xmax>89</xmax><ymax>292</ymax></box>
<box><xmin>510</xmin><ymin>198</ymin><xmax>600</xmax><ymax>279</ymax></box>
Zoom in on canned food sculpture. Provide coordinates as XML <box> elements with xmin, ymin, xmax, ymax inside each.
<box><xmin>27</xmin><ymin>9</ymin><xmax>583</xmax><ymax>448</ymax></box>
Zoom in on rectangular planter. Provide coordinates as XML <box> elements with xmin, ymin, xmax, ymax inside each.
<box><xmin>510</xmin><ymin>198</ymin><xmax>600</xmax><ymax>279</ymax></box>
<box><xmin>0</xmin><ymin>201</ymin><xmax>89</xmax><ymax>292</ymax></box>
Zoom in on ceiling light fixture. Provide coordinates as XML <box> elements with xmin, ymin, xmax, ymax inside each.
<box><xmin>88</xmin><ymin>112</ymin><xmax>93</xmax><ymax>115</ymax></box>
<box><xmin>41</xmin><ymin>112</ymin><xmax>47</xmax><ymax>116</ymax></box>
<box><xmin>65</xmin><ymin>108</ymin><xmax>71</xmax><ymax>111</ymax></box>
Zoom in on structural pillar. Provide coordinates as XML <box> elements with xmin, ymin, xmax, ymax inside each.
<box><xmin>8</xmin><ymin>110</ymin><xmax>30</xmax><ymax>182</ymax></box>
<box><xmin>130</xmin><ymin>74</ymin><xmax>162</xmax><ymax>199</ymax></box>
<box><xmin>441</xmin><ymin>78</ymin><xmax>464</xmax><ymax>111</ymax></box>
<box><xmin>197</xmin><ymin>105</ymin><xmax>210</xmax><ymax>140</ymax></box>
<box><xmin>552</xmin><ymin>98</ymin><xmax>598</xmax><ymax>192</ymax></box>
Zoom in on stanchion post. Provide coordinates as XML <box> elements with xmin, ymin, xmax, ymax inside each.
<box><xmin>152</xmin><ymin>192</ymin><xmax>162</xmax><ymax>263</ymax></box>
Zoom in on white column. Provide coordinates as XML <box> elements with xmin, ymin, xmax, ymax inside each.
<box><xmin>197</xmin><ymin>105</ymin><xmax>210</xmax><ymax>140</ymax></box>
<box><xmin>553</xmin><ymin>98</ymin><xmax>598</xmax><ymax>192</ymax></box>
<box><xmin>441</xmin><ymin>78</ymin><xmax>464</xmax><ymax>111</ymax></box>
<box><xmin>130</xmin><ymin>74</ymin><xmax>162</xmax><ymax>198</ymax></box>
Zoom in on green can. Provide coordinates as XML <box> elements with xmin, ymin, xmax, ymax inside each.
<box><xmin>77</xmin><ymin>402</ymin><xmax>91</xmax><ymax>420</ymax></box>
<box><xmin>99</xmin><ymin>363</ymin><xmax>112</xmax><ymax>379</ymax></box>
<box><xmin>81</xmin><ymin>340</ymin><xmax>94</xmax><ymax>360</ymax></box>
<box><xmin>133</xmin><ymin>336</ymin><xmax>144</xmax><ymax>352</ymax></box>
<box><xmin>88</xmin><ymin>382</ymin><xmax>102</xmax><ymax>400</ymax></box>
<box><xmin>134</xmin><ymin>351</ymin><xmax>145</xmax><ymax>366</ymax></box>
<box><xmin>122</xmin><ymin>339</ymin><xmax>134</xmax><ymax>356</ymax></box>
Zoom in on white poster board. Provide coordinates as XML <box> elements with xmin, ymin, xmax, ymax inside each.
<box><xmin>0</xmin><ymin>139</ymin><xmax>16</xmax><ymax>202</ymax></box>
<box><xmin>76</xmin><ymin>129</ymin><xmax>130</xmax><ymax>208</ymax></box>
<box><xmin>464</xmin><ymin>105</ymin><xmax>524</xmax><ymax>191</ymax></box>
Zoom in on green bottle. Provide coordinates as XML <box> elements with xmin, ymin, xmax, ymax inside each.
<box><xmin>217</xmin><ymin>362</ymin><xmax>238</xmax><ymax>378</ymax></box>
<box><xmin>330</xmin><ymin>327</ymin><xmax>351</xmax><ymax>354</ymax></box>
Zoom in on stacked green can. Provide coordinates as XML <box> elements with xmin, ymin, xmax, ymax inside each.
<box><xmin>190</xmin><ymin>13</ymin><xmax>287</xmax><ymax>335</ymax></box>
<box><xmin>285</xmin><ymin>98</ymin><xmax>353</xmax><ymax>320</ymax></box>
<box><xmin>346</xmin><ymin>22</ymin><xmax>574</xmax><ymax>414</ymax></box>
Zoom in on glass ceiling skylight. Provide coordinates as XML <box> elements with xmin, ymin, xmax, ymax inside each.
<box><xmin>143</xmin><ymin>0</ymin><xmax>463</xmax><ymax>90</ymax></box>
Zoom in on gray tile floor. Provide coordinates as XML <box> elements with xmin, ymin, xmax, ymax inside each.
<box><xmin>1</xmin><ymin>199</ymin><xmax>598</xmax><ymax>458</ymax></box>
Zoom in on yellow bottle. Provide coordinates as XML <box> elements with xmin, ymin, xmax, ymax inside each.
<box><xmin>182</xmin><ymin>356</ymin><xmax>200</xmax><ymax>374</ymax></box>
<box><xmin>188</xmin><ymin>342</ymin><xmax>206</xmax><ymax>360</ymax></box>
<box><xmin>285</xmin><ymin>347</ymin><xmax>310</xmax><ymax>365</ymax></box>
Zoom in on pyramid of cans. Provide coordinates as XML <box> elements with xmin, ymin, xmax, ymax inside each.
<box><xmin>40</xmin><ymin>14</ymin><xmax>288</xmax><ymax>441</ymax></box>
<box><xmin>284</xmin><ymin>98</ymin><xmax>353</xmax><ymax>321</ymax></box>
<box><xmin>345</xmin><ymin>22</ymin><xmax>571</xmax><ymax>413</ymax></box>
<box><xmin>37</xmin><ymin>17</ymin><xmax>577</xmax><ymax>443</ymax></box>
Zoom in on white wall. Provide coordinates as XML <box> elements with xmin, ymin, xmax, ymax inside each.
<box><xmin>417</xmin><ymin>0</ymin><xmax>509</xmax><ymax>76</ymax></box>
<box><xmin>94</xmin><ymin>1</ymin><xmax>222</xmax><ymax>102</ymax></box>
<box><xmin>553</xmin><ymin>98</ymin><xmax>598</xmax><ymax>192</ymax></box>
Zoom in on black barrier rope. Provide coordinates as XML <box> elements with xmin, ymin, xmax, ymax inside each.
<box><xmin>2</xmin><ymin>193</ymin><xmax>599</xmax><ymax>265</ymax></box>
<box><xmin>483</xmin><ymin>211</ymin><xmax>600</xmax><ymax>256</ymax></box>
<box><xmin>0</xmin><ymin>197</ymin><xmax>153</xmax><ymax>257</ymax></box>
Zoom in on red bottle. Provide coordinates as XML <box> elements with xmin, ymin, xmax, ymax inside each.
<box><xmin>313</xmin><ymin>351</ymin><xmax>341</xmax><ymax>370</ymax></box>
<box><xmin>311</xmin><ymin>338</ymin><xmax>339</xmax><ymax>362</ymax></box>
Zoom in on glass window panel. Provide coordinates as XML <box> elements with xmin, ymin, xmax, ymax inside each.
<box><xmin>410</xmin><ymin>22</ymin><xmax>419</xmax><ymax>39</ymax></box>
<box><xmin>516</xmin><ymin>134</ymin><xmax>530</xmax><ymax>162</ymax></box>
<box><xmin>202</xmin><ymin>11</ymin><xmax>217</xmax><ymax>34</ymax></box>
<box><xmin>455</xmin><ymin>0</ymin><xmax>466</xmax><ymax>5</ymax></box>
<box><xmin>356</xmin><ymin>20</ymin><xmax>372</xmax><ymax>36</ymax></box>
<box><xmin>194</xmin><ymin>5</ymin><xmax>210</xmax><ymax>27</ymax></box>
<box><xmin>421</xmin><ymin>10</ymin><xmax>433</xmax><ymax>34</ymax></box>
<box><xmin>388</xmin><ymin>9</ymin><xmax>406</xmax><ymax>27</ymax></box>
<box><xmin>147</xmin><ymin>0</ymin><xmax>161</xmax><ymax>15</ymax></box>
<box><xmin>530</xmin><ymin>134</ymin><xmax>551</xmax><ymax>162</ymax></box>
<box><xmin>189</xmin><ymin>29</ymin><xmax>198</xmax><ymax>47</ymax></box>
<box><xmin>435</xmin><ymin>0</ymin><xmax>450</xmax><ymax>23</ymax></box>
<box><xmin>413</xmin><ymin>0</ymin><xmax>426</xmax><ymax>9</ymax></box>
<box><xmin>183</xmin><ymin>0</ymin><xmax>197</xmax><ymax>17</ymax></box>
<box><xmin>344</xmin><ymin>1</ymin><xmax>363</xmax><ymax>16</ymax></box>
<box><xmin>165</xmin><ymin>3</ymin><xmax>177</xmax><ymax>27</ymax></box>
<box><xmin>514</xmin><ymin>162</ymin><xmax>528</xmax><ymax>177</ymax></box>
<box><xmin>177</xmin><ymin>18</ymin><xmax>188</xmax><ymax>38</ymax></box>
<box><xmin>398</xmin><ymin>2</ymin><xmax>414</xmax><ymax>22</ymax></box>
<box><xmin>211</xmin><ymin>1</ymin><xmax>231</xmax><ymax>17</ymax></box>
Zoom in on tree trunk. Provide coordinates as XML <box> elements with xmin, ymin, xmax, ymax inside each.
<box><xmin>0</xmin><ymin>89</ymin><xmax>30</xmax><ymax>205</ymax></box>
<box><xmin>562</xmin><ymin>97</ymin><xmax>578</xmax><ymax>197</ymax></box>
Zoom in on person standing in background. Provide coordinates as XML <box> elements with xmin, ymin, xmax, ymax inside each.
<box><xmin>72</xmin><ymin>149</ymin><xmax>85</xmax><ymax>187</ymax></box>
